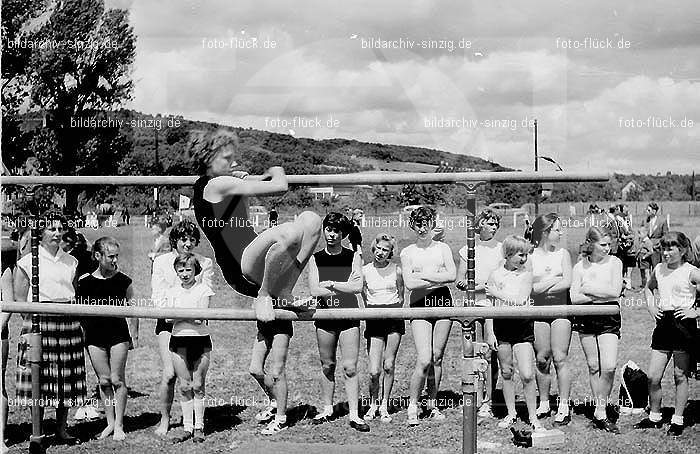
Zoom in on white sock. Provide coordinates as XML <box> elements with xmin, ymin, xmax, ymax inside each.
<box><xmin>670</xmin><ymin>414</ymin><xmax>683</xmax><ymax>425</ymax></box>
<box><xmin>538</xmin><ymin>401</ymin><xmax>550</xmax><ymax>410</ymax></box>
<box><xmin>649</xmin><ymin>411</ymin><xmax>662</xmax><ymax>422</ymax></box>
<box><xmin>380</xmin><ymin>401</ymin><xmax>389</xmax><ymax>413</ymax></box>
<box><xmin>181</xmin><ymin>399</ymin><xmax>194</xmax><ymax>432</ymax></box>
<box><xmin>408</xmin><ymin>403</ymin><xmax>418</xmax><ymax>414</ymax></box>
<box><xmin>275</xmin><ymin>414</ymin><xmax>287</xmax><ymax>424</ymax></box>
<box><xmin>557</xmin><ymin>402</ymin><xmax>569</xmax><ymax>414</ymax></box>
<box><xmin>594</xmin><ymin>406</ymin><xmax>606</xmax><ymax>420</ymax></box>
<box><xmin>193</xmin><ymin>397</ymin><xmax>205</xmax><ymax>430</ymax></box>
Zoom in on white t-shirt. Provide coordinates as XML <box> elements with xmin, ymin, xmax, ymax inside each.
<box><xmin>162</xmin><ymin>282</ymin><xmax>214</xmax><ymax>336</ymax></box>
<box><xmin>400</xmin><ymin>241</ymin><xmax>452</xmax><ymax>290</ymax></box>
<box><xmin>654</xmin><ymin>262</ymin><xmax>698</xmax><ymax>311</ymax></box>
<box><xmin>17</xmin><ymin>246</ymin><xmax>77</xmax><ymax>302</ymax></box>
<box><xmin>151</xmin><ymin>251</ymin><xmax>214</xmax><ymax>306</ymax></box>
<box><xmin>362</xmin><ymin>262</ymin><xmax>400</xmax><ymax>306</ymax></box>
<box><xmin>486</xmin><ymin>266</ymin><xmax>532</xmax><ymax>307</ymax></box>
<box><xmin>459</xmin><ymin>240</ymin><xmax>503</xmax><ymax>305</ymax></box>
<box><xmin>572</xmin><ymin>255</ymin><xmax>622</xmax><ymax>303</ymax></box>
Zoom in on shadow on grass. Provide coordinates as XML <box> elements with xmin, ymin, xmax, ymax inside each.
<box><xmin>204</xmin><ymin>404</ymin><xmax>246</xmax><ymax>434</ymax></box>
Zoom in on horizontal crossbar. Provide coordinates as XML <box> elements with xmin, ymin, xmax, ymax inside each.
<box><xmin>1</xmin><ymin>171</ymin><xmax>608</xmax><ymax>186</ymax></box>
<box><xmin>0</xmin><ymin>302</ymin><xmax>619</xmax><ymax>320</ymax></box>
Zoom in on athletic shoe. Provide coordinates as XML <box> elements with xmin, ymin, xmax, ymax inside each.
<box><xmin>192</xmin><ymin>429</ymin><xmax>205</xmax><ymax>443</ymax></box>
<box><xmin>553</xmin><ymin>410</ymin><xmax>571</xmax><ymax>426</ymax></box>
<box><xmin>169</xmin><ymin>429</ymin><xmax>193</xmax><ymax>443</ymax></box>
<box><xmin>349</xmin><ymin>419</ymin><xmax>370</xmax><ymax>432</ymax></box>
<box><xmin>477</xmin><ymin>403</ymin><xmax>494</xmax><ymax>419</ymax></box>
<box><xmin>364</xmin><ymin>405</ymin><xmax>379</xmax><ymax>421</ymax></box>
<box><xmin>73</xmin><ymin>407</ymin><xmax>87</xmax><ymax>421</ymax></box>
<box><xmin>497</xmin><ymin>414</ymin><xmax>518</xmax><ymax>429</ymax></box>
<box><xmin>255</xmin><ymin>405</ymin><xmax>276</xmax><ymax>424</ymax></box>
<box><xmin>407</xmin><ymin>409</ymin><xmax>420</xmax><ymax>426</ymax></box>
<box><xmin>428</xmin><ymin>408</ymin><xmax>446</xmax><ymax>421</ymax></box>
<box><xmin>592</xmin><ymin>417</ymin><xmax>620</xmax><ymax>434</ymax></box>
<box><xmin>535</xmin><ymin>404</ymin><xmax>552</xmax><ymax>419</ymax></box>
<box><xmin>312</xmin><ymin>410</ymin><xmax>332</xmax><ymax>425</ymax></box>
<box><xmin>261</xmin><ymin>419</ymin><xmax>288</xmax><ymax>435</ymax></box>
<box><xmin>83</xmin><ymin>405</ymin><xmax>102</xmax><ymax>420</ymax></box>
<box><xmin>379</xmin><ymin>409</ymin><xmax>392</xmax><ymax>423</ymax></box>
<box><xmin>666</xmin><ymin>423</ymin><xmax>684</xmax><ymax>436</ymax></box>
<box><xmin>633</xmin><ymin>418</ymin><xmax>663</xmax><ymax>429</ymax></box>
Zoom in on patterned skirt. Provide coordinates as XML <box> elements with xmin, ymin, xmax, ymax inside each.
<box><xmin>15</xmin><ymin>314</ymin><xmax>87</xmax><ymax>407</ymax></box>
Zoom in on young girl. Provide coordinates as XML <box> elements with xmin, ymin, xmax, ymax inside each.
<box><xmin>78</xmin><ymin>237</ymin><xmax>134</xmax><ymax>440</ymax></box>
<box><xmin>308</xmin><ymin>213</ymin><xmax>366</xmax><ymax>432</ymax></box>
<box><xmin>162</xmin><ymin>253</ymin><xmax>214</xmax><ymax>444</ymax></box>
<box><xmin>400</xmin><ymin>206</ymin><xmax>456</xmax><ymax>426</ymax></box>
<box><xmin>151</xmin><ymin>220</ymin><xmax>213</xmax><ymax>436</ymax></box>
<box><xmin>456</xmin><ymin>208</ymin><xmax>503</xmax><ymax>419</ymax></box>
<box><xmin>570</xmin><ymin>227</ymin><xmax>623</xmax><ymax>434</ymax></box>
<box><xmin>528</xmin><ymin>214</ymin><xmax>573</xmax><ymax>425</ymax></box>
<box><xmin>485</xmin><ymin>235</ymin><xmax>541</xmax><ymax>431</ymax></box>
<box><xmin>362</xmin><ymin>234</ymin><xmax>404</xmax><ymax>423</ymax></box>
<box><xmin>634</xmin><ymin>232</ymin><xmax>699</xmax><ymax>436</ymax></box>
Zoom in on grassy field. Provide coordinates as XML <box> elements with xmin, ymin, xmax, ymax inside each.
<box><xmin>3</xmin><ymin>213</ymin><xmax>699</xmax><ymax>453</ymax></box>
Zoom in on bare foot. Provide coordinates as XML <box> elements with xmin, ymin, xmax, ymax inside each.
<box><xmin>154</xmin><ymin>417</ymin><xmax>169</xmax><ymax>436</ymax></box>
<box><xmin>254</xmin><ymin>294</ymin><xmax>275</xmax><ymax>322</ymax></box>
<box><xmin>98</xmin><ymin>425</ymin><xmax>114</xmax><ymax>440</ymax></box>
<box><xmin>113</xmin><ymin>427</ymin><xmax>126</xmax><ymax>441</ymax></box>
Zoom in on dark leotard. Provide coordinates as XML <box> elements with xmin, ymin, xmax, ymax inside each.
<box><xmin>78</xmin><ymin>272</ymin><xmax>132</xmax><ymax>348</ymax></box>
<box><xmin>193</xmin><ymin>175</ymin><xmax>259</xmax><ymax>297</ymax></box>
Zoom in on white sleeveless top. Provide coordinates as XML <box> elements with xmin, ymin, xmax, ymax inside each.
<box><xmin>531</xmin><ymin>247</ymin><xmax>565</xmax><ymax>282</ymax></box>
<box><xmin>400</xmin><ymin>241</ymin><xmax>451</xmax><ymax>290</ymax></box>
<box><xmin>362</xmin><ymin>262</ymin><xmax>400</xmax><ymax>307</ymax></box>
<box><xmin>654</xmin><ymin>262</ymin><xmax>698</xmax><ymax>311</ymax></box>
<box><xmin>573</xmin><ymin>255</ymin><xmax>622</xmax><ymax>303</ymax></box>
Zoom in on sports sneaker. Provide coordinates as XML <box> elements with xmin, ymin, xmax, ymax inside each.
<box><xmin>478</xmin><ymin>403</ymin><xmax>494</xmax><ymax>419</ymax></box>
<box><xmin>312</xmin><ymin>410</ymin><xmax>333</xmax><ymax>425</ymax></box>
<box><xmin>364</xmin><ymin>405</ymin><xmax>379</xmax><ymax>421</ymax></box>
<box><xmin>498</xmin><ymin>414</ymin><xmax>518</xmax><ymax>429</ymax></box>
<box><xmin>633</xmin><ymin>417</ymin><xmax>663</xmax><ymax>429</ymax></box>
<box><xmin>379</xmin><ymin>408</ymin><xmax>392</xmax><ymax>423</ymax></box>
<box><xmin>553</xmin><ymin>409</ymin><xmax>571</xmax><ymax>426</ymax></box>
<box><xmin>261</xmin><ymin>419</ymin><xmax>288</xmax><ymax>435</ymax></box>
<box><xmin>428</xmin><ymin>408</ymin><xmax>446</xmax><ymax>421</ymax></box>
<box><xmin>255</xmin><ymin>405</ymin><xmax>276</xmax><ymax>424</ymax></box>
<box><xmin>83</xmin><ymin>405</ymin><xmax>101</xmax><ymax>421</ymax></box>
<box><xmin>169</xmin><ymin>429</ymin><xmax>193</xmax><ymax>443</ymax></box>
<box><xmin>407</xmin><ymin>409</ymin><xmax>419</xmax><ymax>426</ymax></box>
<box><xmin>192</xmin><ymin>429</ymin><xmax>205</xmax><ymax>443</ymax></box>
<box><xmin>73</xmin><ymin>407</ymin><xmax>87</xmax><ymax>421</ymax></box>
<box><xmin>592</xmin><ymin>417</ymin><xmax>620</xmax><ymax>434</ymax></box>
<box><xmin>535</xmin><ymin>403</ymin><xmax>551</xmax><ymax>419</ymax></box>
<box><xmin>666</xmin><ymin>423</ymin><xmax>684</xmax><ymax>436</ymax></box>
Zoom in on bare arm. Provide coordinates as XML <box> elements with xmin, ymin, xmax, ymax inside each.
<box><xmin>582</xmin><ymin>258</ymin><xmax>623</xmax><ymax>299</ymax></box>
<box><xmin>13</xmin><ymin>266</ymin><xmax>29</xmax><ymax>303</ymax></box>
<box><xmin>199</xmin><ymin>257</ymin><xmax>214</xmax><ymax>289</ymax></box>
<box><xmin>645</xmin><ymin>267</ymin><xmax>661</xmax><ymax>319</ymax></box>
<box><xmin>400</xmin><ymin>252</ymin><xmax>432</xmax><ymax>290</ymax></box>
<box><xmin>205</xmin><ymin>166</ymin><xmax>289</xmax><ymax>199</ymax></box>
<box><xmin>419</xmin><ymin>243</ymin><xmax>457</xmax><ymax>284</ymax></box>
<box><xmin>569</xmin><ymin>264</ymin><xmax>592</xmax><ymax>304</ymax></box>
<box><xmin>1</xmin><ymin>268</ymin><xmax>14</xmax><ymax>328</ymax></box>
<box><xmin>396</xmin><ymin>265</ymin><xmax>405</xmax><ymax>306</ymax></box>
<box><xmin>547</xmin><ymin>249</ymin><xmax>573</xmax><ymax>293</ymax></box>
<box><xmin>307</xmin><ymin>256</ymin><xmax>334</xmax><ymax>297</ymax></box>
<box><xmin>331</xmin><ymin>252</ymin><xmax>364</xmax><ymax>294</ymax></box>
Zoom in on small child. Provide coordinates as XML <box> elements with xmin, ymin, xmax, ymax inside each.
<box><xmin>634</xmin><ymin>232</ymin><xmax>699</xmax><ymax>436</ymax></box>
<box><xmin>485</xmin><ymin>235</ymin><xmax>542</xmax><ymax>431</ymax></box>
<box><xmin>162</xmin><ymin>253</ymin><xmax>214</xmax><ymax>444</ymax></box>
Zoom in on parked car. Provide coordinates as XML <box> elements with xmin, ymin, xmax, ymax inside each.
<box><xmin>249</xmin><ymin>205</ymin><xmax>267</xmax><ymax>216</ymax></box>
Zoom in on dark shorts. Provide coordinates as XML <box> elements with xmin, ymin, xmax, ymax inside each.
<box><xmin>155</xmin><ymin>319</ymin><xmax>173</xmax><ymax>335</ymax></box>
<box><xmin>169</xmin><ymin>335</ymin><xmax>212</xmax><ymax>364</ymax></box>
<box><xmin>532</xmin><ymin>291</ymin><xmax>571</xmax><ymax>324</ymax></box>
<box><xmin>82</xmin><ymin>318</ymin><xmax>131</xmax><ymax>348</ymax></box>
<box><xmin>651</xmin><ymin>312</ymin><xmax>697</xmax><ymax>353</ymax></box>
<box><xmin>493</xmin><ymin>318</ymin><xmax>534</xmax><ymax>345</ymax></box>
<box><xmin>315</xmin><ymin>320</ymin><xmax>360</xmax><ymax>333</ymax></box>
<box><xmin>574</xmin><ymin>303</ymin><xmax>621</xmax><ymax>338</ymax></box>
<box><xmin>364</xmin><ymin>319</ymin><xmax>405</xmax><ymax>339</ymax></box>
<box><xmin>409</xmin><ymin>286</ymin><xmax>453</xmax><ymax>308</ymax></box>
<box><xmin>257</xmin><ymin>319</ymin><xmax>294</xmax><ymax>341</ymax></box>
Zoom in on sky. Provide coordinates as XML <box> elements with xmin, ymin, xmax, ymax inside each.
<box><xmin>108</xmin><ymin>0</ymin><xmax>699</xmax><ymax>174</ymax></box>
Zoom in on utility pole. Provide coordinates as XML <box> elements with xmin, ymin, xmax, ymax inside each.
<box><xmin>534</xmin><ymin>119</ymin><xmax>539</xmax><ymax>216</ymax></box>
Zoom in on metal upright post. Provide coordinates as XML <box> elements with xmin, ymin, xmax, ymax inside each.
<box><xmin>27</xmin><ymin>216</ymin><xmax>44</xmax><ymax>453</ymax></box>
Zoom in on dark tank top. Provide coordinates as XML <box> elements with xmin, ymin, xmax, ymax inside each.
<box><xmin>314</xmin><ymin>247</ymin><xmax>358</xmax><ymax>309</ymax></box>
<box><xmin>193</xmin><ymin>175</ymin><xmax>258</xmax><ymax>294</ymax></box>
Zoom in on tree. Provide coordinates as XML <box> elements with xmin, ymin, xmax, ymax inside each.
<box><xmin>22</xmin><ymin>0</ymin><xmax>136</xmax><ymax>211</ymax></box>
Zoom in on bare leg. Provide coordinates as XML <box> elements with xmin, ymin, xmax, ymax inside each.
<box><xmin>338</xmin><ymin>327</ymin><xmax>361</xmax><ymax>421</ymax></box>
<box><xmin>646</xmin><ymin>350</ymin><xmax>671</xmax><ymax>414</ymax></box>
<box><xmin>409</xmin><ymin>320</ymin><xmax>433</xmax><ymax>409</ymax></box>
<box><xmin>267</xmin><ymin>334</ymin><xmax>290</xmax><ymax>417</ymax></box>
<box><xmin>514</xmin><ymin>343</ymin><xmax>537</xmax><ymax>424</ymax></box>
<box><xmin>533</xmin><ymin>321</ymin><xmax>552</xmax><ymax>408</ymax></box>
<box><xmin>550</xmin><ymin>319</ymin><xmax>572</xmax><ymax>409</ymax></box>
<box><xmin>109</xmin><ymin>342</ymin><xmax>129</xmax><ymax>440</ymax></box>
<box><xmin>367</xmin><ymin>337</ymin><xmax>385</xmax><ymax>407</ymax></box>
<box><xmin>381</xmin><ymin>333</ymin><xmax>402</xmax><ymax>410</ymax></box>
<box><xmin>579</xmin><ymin>334</ymin><xmax>602</xmax><ymax>408</ymax></box>
<box><xmin>316</xmin><ymin>327</ymin><xmax>339</xmax><ymax>412</ymax></box>
<box><xmin>496</xmin><ymin>345</ymin><xmax>517</xmax><ymax>417</ymax></box>
<box><xmin>596</xmin><ymin>334</ymin><xmax>618</xmax><ymax>414</ymax></box>
<box><xmin>671</xmin><ymin>352</ymin><xmax>690</xmax><ymax>418</ymax></box>
<box><xmin>155</xmin><ymin>332</ymin><xmax>176</xmax><ymax>435</ymax></box>
<box><xmin>87</xmin><ymin>345</ymin><xmax>116</xmax><ymax>439</ymax></box>
<box><xmin>427</xmin><ymin>319</ymin><xmax>452</xmax><ymax>407</ymax></box>
<box><xmin>249</xmin><ymin>338</ymin><xmax>274</xmax><ymax>401</ymax></box>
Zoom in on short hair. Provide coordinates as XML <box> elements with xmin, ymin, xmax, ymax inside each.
<box><xmin>322</xmin><ymin>212</ymin><xmax>351</xmax><ymax>237</ymax></box>
<box><xmin>62</xmin><ymin>228</ymin><xmax>78</xmax><ymax>245</ymax></box>
<box><xmin>371</xmin><ymin>233</ymin><xmax>396</xmax><ymax>259</ymax></box>
<box><xmin>502</xmin><ymin>235</ymin><xmax>532</xmax><ymax>258</ymax></box>
<box><xmin>660</xmin><ymin>231</ymin><xmax>694</xmax><ymax>263</ymax></box>
<box><xmin>476</xmin><ymin>208</ymin><xmax>501</xmax><ymax>231</ymax></box>
<box><xmin>409</xmin><ymin>206</ymin><xmax>436</xmax><ymax>230</ymax></box>
<box><xmin>580</xmin><ymin>227</ymin><xmax>610</xmax><ymax>256</ymax></box>
<box><xmin>530</xmin><ymin>213</ymin><xmax>559</xmax><ymax>247</ymax></box>
<box><xmin>93</xmin><ymin>236</ymin><xmax>119</xmax><ymax>257</ymax></box>
<box><xmin>173</xmin><ymin>252</ymin><xmax>202</xmax><ymax>276</ymax></box>
<box><xmin>647</xmin><ymin>202</ymin><xmax>659</xmax><ymax>212</ymax></box>
<box><xmin>188</xmin><ymin>128</ymin><xmax>240</xmax><ymax>175</ymax></box>
<box><xmin>169</xmin><ymin>220</ymin><xmax>201</xmax><ymax>249</ymax></box>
